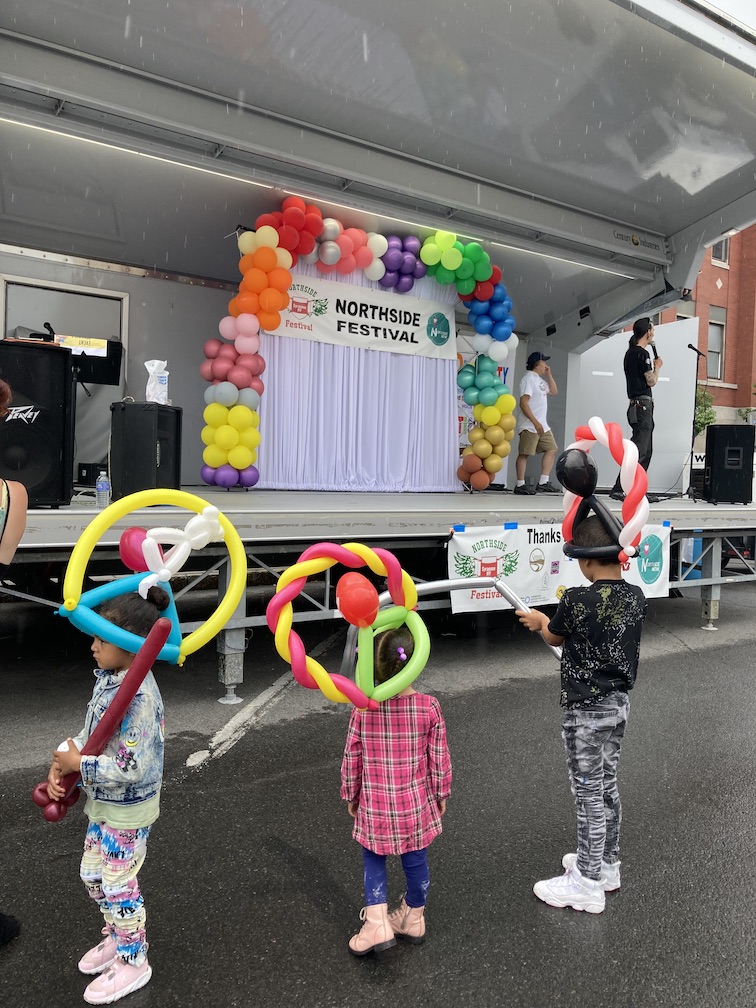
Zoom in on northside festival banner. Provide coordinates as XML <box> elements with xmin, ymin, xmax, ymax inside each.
<box><xmin>447</xmin><ymin>523</ymin><xmax>671</xmax><ymax>613</ymax></box>
<box><xmin>269</xmin><ymin>273</ymin><xmax>457</xmax><ymax>360</ymax></box>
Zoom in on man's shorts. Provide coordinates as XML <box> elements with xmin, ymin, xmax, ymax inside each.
<box><xmin>518</xmin><ymin>429</ymin><xmax>558</xmax><ymax>456</ymax></box>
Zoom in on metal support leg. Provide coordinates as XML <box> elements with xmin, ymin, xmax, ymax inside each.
<box><xmin>700</xmin><ymin>536</ymin><xmax>721</xmax><ymax>631</ymax></box>
<box><xmin>217</xmin><ymin>560</ymin><xmax>247</xmax><ymax>703</ymax></box>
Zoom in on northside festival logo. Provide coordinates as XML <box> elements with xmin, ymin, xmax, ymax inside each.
<box><xmin>637</xmin><ymin>534</ymin><xmax>664</xmax><ymax>585</ymax></box>
<box><xmin>287</xmin><ymin>284</ymin><xmax>328</xmax><ymax>328</ymax></box>
<box><xmin>426</xmin><ymin>313</ymin><xmax>450</xmax><ymax>347</ymax></box>
<box><xmin>453</xmin><ymin>538</ymin><xmax>519</xmax><ymax>580</ymax></box>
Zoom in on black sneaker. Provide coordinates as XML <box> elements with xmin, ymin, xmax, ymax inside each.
<box><xmin>609</xmin><ymin>490</ymin><xmax>625</xmax><ymax>501</ymax></box>
<box><xmin>536</xmin><ymin>482</ymin><xmax>560</xmax><ymax>494</ymax></box>
<box><xmin>513</xmin><ymin>485</ymin><xmax>533</xmax><ymax>495</ymax></box>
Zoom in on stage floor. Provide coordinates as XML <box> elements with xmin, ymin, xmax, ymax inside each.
<box><xmin>16</xmin><ymin>485</ymin><xmax>756</xmax><ymax>554</ymax></box>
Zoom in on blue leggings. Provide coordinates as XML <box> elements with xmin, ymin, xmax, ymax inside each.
<box><xmin>361</xmin><ymin>847</ymin><xmax>429</xmax><ymax>908</ymax></box>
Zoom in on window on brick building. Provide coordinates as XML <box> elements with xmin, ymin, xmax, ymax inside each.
<box><xmin>676</xmin><ymin>301</ymin><xmax>696</xmax><ymax>322</ymax></box>
<box><xmin>707</xmin><ymin>307</ymin><xmax>726</xmax><ymax>380</ymax></box>
<box><xmin>711</xmin><ymin>238</ymin><xmax>730</xmax><ymax>265</ymax></box>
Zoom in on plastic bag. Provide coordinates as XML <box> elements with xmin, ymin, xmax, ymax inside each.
<box><xmin>145</xmin><ymin>359</ymin><xmax>169</xmax><ymax>404</ymax></box>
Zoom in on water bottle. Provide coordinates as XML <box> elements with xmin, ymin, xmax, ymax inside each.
<box><xmin>95</xmin><ymin>469</ymin><xmax>111</xmax><ymax>510</ymax></box>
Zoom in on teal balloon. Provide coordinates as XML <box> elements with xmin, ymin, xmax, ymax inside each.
<box><xmin>463</xmin><ymin>386</ymin><xmax>480</xmax><ymax>405</ymax></box>
<box><xmin>474</xmin><ymin>372</ymin><xmax>495</xmax><ymax>389</ymax></box>
<box><xmin>492</xmin><ymin>384</ymin><xmax>507</xmax><ymax>396</ymax></box>
<box><xmin>457</xmin><ymin>370</ymin><xmax>476</xmax><ymax>389</ymax></box>
<box><xmin>479</xmin><ymin>387</ymin><xmax>498</xmax><ymax>406</ymax></box>
<box><xmin>477</xmin><ymin>355</ymin><xmax>498</xmax><ymax>373</ymax></box>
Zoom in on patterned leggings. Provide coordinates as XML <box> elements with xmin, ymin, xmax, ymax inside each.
<box><xmin>80</xmin><ymin>821</ymin><xmax>151</xmax><ymax>966</ymax></box>
<box><xmin>561</xmin><ymin>691</ymin><xmax>629</xmax><ymax>881</ymax></box>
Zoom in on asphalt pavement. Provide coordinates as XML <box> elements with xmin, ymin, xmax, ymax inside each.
<box><xmin>2</xmin><ymin>581</ymin><xmax>756</xmax><ymax>1008</ymax></box>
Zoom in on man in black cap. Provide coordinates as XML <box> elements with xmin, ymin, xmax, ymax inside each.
<box><xmin>609</xmin><ymin>318</ymin><xmax>663</xmax><ymax>501</ymax></box>
<box><xmin>514</xmin><ymin>351</ymin><xmax>559</xmax><ymax>494</ymax></box>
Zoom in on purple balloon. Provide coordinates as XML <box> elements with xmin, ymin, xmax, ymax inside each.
<box><xmin>395</xmin><ymin>274</ymin><xmax>415</xmax><ymax>294</ymax></box>
<box><xmin>399</xmin><ymin>251</ymin><xmax>417</xmax><ymax>274</ymax></box>
<box><xmin>403</xmin><ymin>235</ymin><xmax>422</xmax><ymax>256</ymax></box>
<box><xmin>201</xmin><ymin>465</ymin><xmax>217</xmax><ymax>485</ymax></box>
<box><xmin>379</xmin><ymin>270</ymin><xmax>399</xmax><ymax>288</ymax></box>
<box><xmin>385</xmin><ymin>234</ymin><xmax>403</xmax><ymax>248</ymax></box>
<box><xmin>382</xmin><ymin>248</ymin><xmax>404</xmax><ymax>271</ymax></box>
<box><xmin>412</xmin><ymin>260</ymin><xmax>428</xmax><ymax>279</ymax></box>
<box><xmin>239</xmin><ymin>465</ymin><xmax>259</xmax><ymax>487</ymax></box>
<box><xmin>215</xmin><ymin>464</ymin><xmax>240</xmax><ymax>488</ymax></box>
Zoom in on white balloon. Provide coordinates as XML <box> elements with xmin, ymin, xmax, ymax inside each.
<box><xmin>319</xmin><ymin>240</ymin><xmax>341</xmax><ymax>265</ymax></box>
<box><xmin>321</xmin><ymin>217</ymin><xmax>342</xmax><ymax>242</ymax></box>
<box><xmin>203</xmin><ymin>385</ymin><xmax>217</xmax><ymax>405</ymax></box>
<box><xmin>366</xmin><ymin>233</ymin><xmax>389</xmax><ymax>257</ymax></box>
<box><xmin>506</xmin><ymin>333</ymin><xmax>520</xmax><ymax>353</ymax></box>
<box><xmin>215</xmin><ymin>381</ymin><xmax>240</xmax><ymax>406</ymax></box>
<box><xmin>472</xmin><ymin>333</ymin><xmax>492</xmax><ymax>354</ymax></box>
<box><xmin>363</xmin><ymin>259</ymin><xmax>386</xmax><ymax>281</ymax></box>
<box><xmin>487</xmin><ymin>341</ymin><xmax>510</xmax><ymax>363</ymax></box>
<box><xmin>237</xmin><ymin>387</ymin><xmax>261</xmax><ymax>410</ymax></box>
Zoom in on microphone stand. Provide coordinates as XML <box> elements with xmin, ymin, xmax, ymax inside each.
<box><xmin>685</xmin><ymin>344</ymin><xmax>706</xmax><ymax>500</ymax></box>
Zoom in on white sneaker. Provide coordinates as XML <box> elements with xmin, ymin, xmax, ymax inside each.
<box><xmin>533</xmin><ymin>864</ymin><xmax>606</xmax><ymax>913</ymax></box>
<box><xmin>562</xmin><ymin>852</ymin><xmax>621</xmax><ymax>892</ymax></box>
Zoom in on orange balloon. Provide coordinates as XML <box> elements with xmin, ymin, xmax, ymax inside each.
<box><xmin>456</xmin><ymin>465</ymin><xmax>469</xmax><ymax>482</ymax></box>
<box><xmin>257</xmin><ymin>309</ymin><xmax>281</xmax><ymax>332</ymax></box>
<box><xmin>259</xmin><ymin>287</ymin><xmax>284</xmax><ymax>312</ymax></box>
<box><xmin>470</xmin><ymin>470</ymin><xmax>490</xmax><ymax>491</ymax></box>
<box><xmin>252</xmin><ymin>247</ymin><xmax>277</xmax><ymax>272</ymax></box>
<box><xmin>461</xmin><ymin>453</ymin><xmax>483</xmax><ymax>473</ymax></box>
<box><xmin>242</xmin><ymin>268</ymin><xmax>268</xmax><ymax>294</ymax></box>
<box><xmin>227</xmin><ymin>296</ymin><xmax>240</xmax><ymax>317</ymax></box>
<box><xmin>236</xmin><ymin>290</ymin><xmax>259</xmax><ymax>315</ymax></box>
<box><xmin>267</xmin><ymin>267</ymin><xmax>292</xmax><ymax>293</ymax></box>
<box><xmin>279</xmin><ymin>292</ymin><xmax>290</xmax><ymax>311</ymax></box>
<box><xmin>238</xmin><ymin>254</ymin><xmax>256</xmax><ymax>275</ymax></box>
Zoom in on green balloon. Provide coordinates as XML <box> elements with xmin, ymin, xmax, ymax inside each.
<box><xmin>457</xmin><ymin>370</ymin><xmax>476</xmax><ymax>389</ymax></box>
<box><xmin>456</xmin><ymin>257</ymin><xmax>474</xmax><ymax>280</ymax></box>
<box><xmin>474</xmin><ymin>372</ymin><xmax>495</xmax><ymax>389</ymax></box>
<box><xmin>477</xmin><ymin>355</ymin><xmax>498</xmax><ymax>372</ymax></box>
<box><xmin>465</xmin><ymin>242</ymin><xmax>484</xmax><ymax>263</ymax></box>
<box><xmin>426</xmin><ymin>262</ymin><xmax>438</xmax><ymax>276</ymax></box>
<box><xmin>435</xmin><ymin>265</ymin><xmax>456</xmax><ymax>285</ymax></box>
<box><xmin>371</xmin><ymin>611</ymin><xmax>431</xmax><ymax>702</ymax></box>
<box><xmin>456</xmin><ymin>277</ymin><xmax>476</xmax><ymax>296</ymax></box>
<box><xmin>479</xmin><ymin>387</ymin><xmax>498</xmax><ymax>406</ymax></box>
<box><xmin>453</xmin><ymin>240</ymin><xmax>465</xmax><ymax>253</ymax></box>
<box><xmin>463</xmin><ymin>386</ymin><xmax>480</xmax><ymax>405</ymax></box>
<box><xmin>473</xmin><ymin>260</ymin><xmax>493</xmax><ymax>281</ymax></box>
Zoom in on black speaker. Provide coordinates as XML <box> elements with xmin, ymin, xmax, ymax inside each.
<box><xmin>703</xmin><ymin>424</ymin><xmax>755</xmax><ymax>504</ymax></box>
<box><xmin>0</xmin><ymin>340</ymin><xmax>75</xmax><ymax>507</ymax></box>
<box><xmin>110</xmin><ymin>402</ymin><xmax>182</xmax><ymax>500</ymax></box>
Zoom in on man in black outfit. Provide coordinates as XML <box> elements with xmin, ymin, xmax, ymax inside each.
<box><xmin>609</xmin><ymin>318</ymin><xmax>663</xmax><ymax>501</ymax></box>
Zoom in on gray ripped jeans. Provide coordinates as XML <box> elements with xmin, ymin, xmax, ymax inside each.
<box><xmin>561</xmin><ymin>690</ymin><xmax>629</xmax><ymax>881</ymax></box>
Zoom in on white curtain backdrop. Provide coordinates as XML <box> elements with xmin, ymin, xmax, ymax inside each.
<box><xmin>256</xmin><ymin>265</ymin><xmax>460</xmax><ymax>492</ymax></box>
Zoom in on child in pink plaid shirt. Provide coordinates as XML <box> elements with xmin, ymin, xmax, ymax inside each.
<box><xmin>340</xmin><ymin>626</ymin><xmax>452</xmax><ymax>956</ymax></box>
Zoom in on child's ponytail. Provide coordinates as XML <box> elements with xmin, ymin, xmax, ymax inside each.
<box><xmin>373</xmin><ymin>627</ymin><xmax>415</xmax><ymax>685</ymax></box>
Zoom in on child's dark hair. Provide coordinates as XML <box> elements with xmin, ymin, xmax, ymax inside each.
<box><xmin>572</xmin><ymin>515</ymin><xmax>618</xmax><ymax>566</ymax></box>
<box><xmin>96</xmin><ymin>586</ymin><xmax>170</xmax><ymax>638</ymax></box>
<box><xmin>374</xmin><ymin>627</ymin><xmax>414</xmax><ymax>685</ymax></box>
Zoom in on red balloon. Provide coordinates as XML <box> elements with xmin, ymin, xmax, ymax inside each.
<box><xmin>277</xmin><ymin>225</ymin><xmax>300</xmax><ymax>251</ymax></box>
<box><xmin>303</xmin><ymin>211</ymin><xmax>324</xmax><ymax>237</ymax></box>
<box><xmin>296</xmin><ymin>231</ymin><xmax>316</xmax><ymax>255</ymax></box>
<box><xmin>250</xmin><ymin>376</ymin><xmax>264</xmax><ymax>395</ymax></box>
<box><xmin>282</xmin><ymin>205</ymin><xmax>306</xmax><ymax>230</ymax></box>
<box><xmin>490</xmin><ymin>264</ymin><xmax>503</xmax><ymax>285</ymax></box>
<box><xmin>204</xmin><ymin>338</ymin><xmax>223</xmax><ymax>359</ymax></box>
<box><xmin>255</xmin><ymin>213</ymin><xmax>280</xmax><ymax>229</ymax></box>
<box><xmin>474</xmin><ymin>280</ymin><xmax>495</xmax><ymax>301</ymax></box>
<box><xmin>282</xmin><ymin>195</ymin><xmax>307</xmax><ymax>214</ymax></box>
<box><xmin>336</xmin><ymin>572</ymin><xmax>380</xmax><ymax>628</ymax></box>
<box><xmin>118</xmin><ymin>526</ymin><xmax>158</xmax><ymax>572</ymax></box>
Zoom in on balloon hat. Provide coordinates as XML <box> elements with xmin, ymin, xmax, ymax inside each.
<box><xmin>557</xmin><ymin>417</ymin><xmax>650</xmax><ymax>563</ymax></box>
<box><xmin>266</xmin><ymin>542</ymin><xmax>430</xmax><ymax>709</ymax></box>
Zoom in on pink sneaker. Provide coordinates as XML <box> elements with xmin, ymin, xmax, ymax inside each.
<box><xmin>83</xmin><ymin>957</ymin><xmax>152</xmax><ymax>1005</ymax></box>
<box><xmin>78</xmin><ymin>931</ymin><xmax>117</xmax><ymax>975</ymax></box>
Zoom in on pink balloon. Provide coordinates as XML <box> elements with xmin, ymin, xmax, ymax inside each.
<box><xmin>235</xmin><ymin>353</ymin><xmax>258</xmax><ymax>371</ymax></box>
<box><xmin>204</xmin><ymin>338</ymin><xmax>223</xmax><ymax>359</ymax></box>
<box><xmin>335</xmin><ymin>234</ymin><xmax>354</xmax><ymax>257</ymax></box>
<box><xmin>119</xmin><ymin>527</ymin><xmax>151</xmax><ymax>571</ymax></box>
<box><xmin>235</xmin><ymin>333</ymin><xmax>260</xmax><ymax>355</ymax></box>
<box><xmin>344</xmin><ymin>227</ymin><xmax>367</xmax><ymax>249</ymax></box>
<box><xmin>248</xmin><ymin>353</ymin><xmax>266</xmax><ymax>376</ymax></box>
<box><xmin>218</xmin><ymin>315</ymin><xmax>238</xmax><ymax>341</ymax></box>
<box><xmin>337</xmin><ymin>254</ymin><xmax>357</xmax><ymax>275</ymax></box>
<box><xmin>316</xmin><ymin>260</ymin><xmax>338</xmax><ymax>273</ymax></box>
<box><xmin>354</xmin><ymin>246</ymin><xmax>373</xmax><ymax>269</ymax></box>
<box><xmin>227</xmin><ymin>365</ymin><xmax>253</xmax><ymax>389</ymax></box>
<box><xmin>216</xmin><ymin>344</ymin><xmax>239</xmax><ymax>361</ymax></box>
<box><xmin>199</xmin><ymin>360</ymin><xmax>214</xmax><ymax>382</ymax></box>
<box><xmin>250</xmin><ymin>376</ymin><xmax>265</xmax><ymax>395</ymax></box>
<box><xmin>211</xmin><ymin>357</ymin><xmax>233</xmax><ymax>380</ymax></box>
<box><xmin>236</xmin><ymin>313</ymin><xmax>260</xmax><ymax>337</ymax></box>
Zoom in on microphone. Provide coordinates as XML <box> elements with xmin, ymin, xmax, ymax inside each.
<box><xmin>687</xmin><ymin>343</ymin><xmax>706</xmax><ymax>358</ymax></box>
<box><xmin>650</xmin><ymin>342</ymin><xmax>658</xmax><ymax>360</ymax></box>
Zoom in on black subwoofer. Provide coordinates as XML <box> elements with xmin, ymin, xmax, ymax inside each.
<box><xmin>703</xmin><ymin>424</ymin><xmax>755</xmax><ymax>504</ymax></box>
<box><xmin>0</xmin><ymin>341</ymin><xmax>75</xmax><ymax>507</ymax></box>
<box><xmin>110</xmin><ymin>402</ymin><xmax>182</xmax><ymax>500</ymax></box>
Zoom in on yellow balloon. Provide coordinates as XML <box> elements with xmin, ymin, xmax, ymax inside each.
<box><xmin>499</xmin><ymin>413</ymin><xmax>517</xmax><ymax>432</ymax></box>
<box><xmin>461</xmin><ymin>446</ymin><xmax>475</xmax><ymax>457</ymax></box>
<box><xmin>472</xmin><ymin>403</ymin><xmax>484</xmax><ymax>422</ymax></box>
<box><xmin>255</xmin><ymin>224</ymin><xmax>280</xmax><ymax>249</ymax></box>
<box><xmin>504</xmin><ymin>429</ymin><xmax>515</xmax><ymax>441</ymax></box>
<box><xmin>228</xmin><ymin>404</ymin><xmax>253</xmax><ymax>431</ymax></box>
<box><xmin>250</xmin><ymin>410</ymin><xmax>260</xmax><ymax>429</ymax></box>
<box><xmin>275</xmin><ymin>248</ymin><xmax>293</xmax><ymax>269</ymax></box>
<box><xmin>237</xmin><ymin>231</ymin><xmax>258</xmax><ymax>255</ymax></box>
<box><xmin>238</xmin><ymin>427</ymin><xmax>261</xmax><ymax>450</ymax></box>
<box><xmin>492</xmin><ymin>440</ymin><xmax>512</xmax><ymax>457</ymax></box>
<box><xmin>481</xmin><ymin>406</ymin><xmax>502</xmax><ymax>426</ymax></box>
<box><xmin>203</xmin><ymin>444</ymin><xmax>228</xmax><ymax>468</ymax></box>
<box><xmin>483</xmin><ymin>454</ymin><xmax>503</xmax><ymax>473</ymax></box>
<box><xmin>485</xmin><ymin>425</ymin><xmax>505</xmax><ymax>445</ymax></box>
<box><xmin>61</xmin><ymin>489</ymin><xmax>247</xmax><ymax>665</ymax></box>
<box><xmin>468</xmin><ymin>427</ymin><xmax>486</xmax><ymax>444</ymax></box>
<box><xmin>214</xmin><ymin>424</ymin><xmax>240</xmax><ymax>451</ymax></box>
<box><xmin>472</xmin><ymin>439</ymin><xmax>493</xmax><ymax>459</ymax></box>
<box><xmin>496</xmin><ymin>393</ymin><xmax>517</xmax><ymax>414</ymax></box>
<box><xmin>435</xmin><ymin>230</ymin><xmax>456</xmax><ymax>251</ymax></box>
<box><xmin>227</xmin><ymin>445</ymin><xmax>253</xmax><ymax>470</ymax></box>
<box><xmin>200</xmin><ymin>424</ymin><xmax>216</xmax><ymax>446</ymax></box>
<box><xmin>203</xmin><ymin>403</ymin><xmax>229</xmax><ymax>428</ymax></box>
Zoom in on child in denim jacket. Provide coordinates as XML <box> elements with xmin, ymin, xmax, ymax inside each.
<box><xmin>46</xmin><ymin>587</ymin><xmax>168</xmax><ymax>1005</ymax></box>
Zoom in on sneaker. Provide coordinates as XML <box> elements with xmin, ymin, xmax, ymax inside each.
<box><xmin>536</xmin><ymin>482</ymin><xmax>560</xmax><ymax>493</ymax></box>
<box><xmin>609</xmin><ymin>489</ymin><xmax>625</xmax><ymax>501</ymax></box>
<box><xmin>78</xmin><ymin>930</ymin><xmax>117</xmax><ymax>975</ymax></box>
<box><xmin>83</xmin><ymin>957</ymin><xmax>152</xmax><ymax>1005</ymax></box>
<box><xmin>533</xmin><ymin>864</ymin><xmax>605</xmax><ymax>913</ymax></box>
<box><xmin>513</xmin><ymin>485</ymin><xmax>533</xmax><ymax>495</ymax></box>
<box><xmin>562</xmin><ymin>852</ymin><xmax>621</xmax><ymax>892</ymax></box>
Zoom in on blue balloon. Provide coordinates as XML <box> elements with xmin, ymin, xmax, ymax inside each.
<box><xmin>503</xmin><ymin>298</ymin><xmax>513</xmax><ymax>313</ymax></box>
<box><xmin>473</xmin><ymin>315</ymin><xmax>493</xmax><ymax>335</ymax></box>
<box><xmin>491</xmin><ymin>283</ymin><xmax>507</xmax><ymax>302</ymax></box>
<box><xmin>507</xmin><ymin>315</ymin><xmax>516</xmax><ymax>329</ymax></box>
<box><xmin>489</xmin><ymin>302</ymin><xmax>507</xmax><ymax>322</ymax></box>
<box><xmin>468</xmin><ymin>300</ymin><xmax>490</xmax><ymax>316</ymax></box>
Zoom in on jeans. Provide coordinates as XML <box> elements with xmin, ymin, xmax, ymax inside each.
<box><xmin>612</xmin><ymin>399</ymin><xmax>654</xmax><ymax>492</ymax></box>
<box><xmin>561</xmin><ymin>691</ymin><xmax>629</xmax><ymax>881</ymax></box>
<box><xmin>80</xmin><ymin>822</ymin><xmax>151</xmax><ymax>966</ymax></box>
<box><xmin>361</xmin><ymin>847</ymin><xmax>429</xmax><ymax>908</ymax></box>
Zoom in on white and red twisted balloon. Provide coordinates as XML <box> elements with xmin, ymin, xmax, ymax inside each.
<box><xmin>563</xmin><ymin>417</ymin><xmax>649</xmax><ymax>562</ymax></box>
